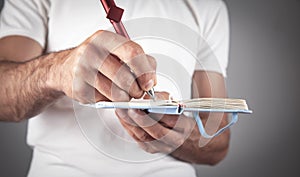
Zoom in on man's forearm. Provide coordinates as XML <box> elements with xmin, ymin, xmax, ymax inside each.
<box><xmin>0</xmin><ymin>31</ymin><xmax>159</xmax><ymax>123</ymax></box>
<box><xmin>170</xmin><ymin>71</ymin><xmax>230</xmax><ymax>165</ymax></box>
<box><xmin>0</xmin><ymin>53</ymin><xmax>66</xmax><ymax>122</ymax></box>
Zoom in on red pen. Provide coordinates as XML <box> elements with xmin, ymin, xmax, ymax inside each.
<box><xmin>99</xmin><ymin>0</ymin><xmax>155</xmax><ymax>100</ymax></box>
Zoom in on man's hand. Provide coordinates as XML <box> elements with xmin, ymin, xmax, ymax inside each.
<box><xmin>0</xmin><ymin>31</ymin><xmax>156</xmax><ymax>121</ymax></box>
<box><xmin>115</xmin><ymin>107</ymin><xmax>229</xmax><ymax>165</ymax></box>
<box><xmin>115</xmin><ymin>108</ymin><xmax>194</xmax><ymax>153</ymax></box>
<box><xmin>115</xmin><ymin>71</ymin><xmax>230</xmax><ymax>165</ymax></box>
<box><xmin>50</xmin><ymin>30</ymin><xmax>156</xmax><ymax>103</ymax></box>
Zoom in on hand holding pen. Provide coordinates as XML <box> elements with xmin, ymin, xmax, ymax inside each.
<box><xmin>99</xmin><ymin>0</ymin><xmax>156</xmax><ymax>100</ymax></box>
<box><xmin>47</xmin><ymin>0</ymin><xmax>156</xmax><ymax>103</ymax></box>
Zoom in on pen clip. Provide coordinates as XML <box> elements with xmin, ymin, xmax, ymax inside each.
<box><xmin>106</xmin><ymin>5</ymin><xmax>124</xmax><ymax>22</ymax></box>
<box><xmin>100</xmin><ymin>0</ymin><xmax>124</xmax><ymax>23</ymax></box>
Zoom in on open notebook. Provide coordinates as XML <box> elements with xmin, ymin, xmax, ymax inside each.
<box><xmin>82</xmin><ymin>98</ymin><xmax>252</xmax><ymax>138</ymax></box>
<box><xmin>83</xmin><ymin>98</ymin><xmax>252</xmax><ymax>114</ymax></box>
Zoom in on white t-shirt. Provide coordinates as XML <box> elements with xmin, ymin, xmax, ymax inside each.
<box><xmin>0</xmin><ymin>0</ymin><xmax>229</xmax><ymax>177</ymax></box>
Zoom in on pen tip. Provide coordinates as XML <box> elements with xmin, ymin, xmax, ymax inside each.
<box><xmin>146</xmin><ymin>88</ymin><xmax>156</xmax><ymax>101</ymax></box>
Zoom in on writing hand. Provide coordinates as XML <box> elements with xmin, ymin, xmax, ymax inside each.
<box><xmin>50</xmin><ymin>30</ymin><xmax>156</xmax><ymax>103</ymax></box>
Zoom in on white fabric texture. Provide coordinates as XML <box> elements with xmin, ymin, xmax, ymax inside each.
<box><xmin>0</xmin><ymin>0</ymin><xmax>229</xmax><ymax>177</ymax></box>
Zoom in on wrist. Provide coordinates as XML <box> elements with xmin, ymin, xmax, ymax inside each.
<box><xmin>43</xmin><ymin>50</ymin><xmax>72</xmax><ymax>95</ymax></box>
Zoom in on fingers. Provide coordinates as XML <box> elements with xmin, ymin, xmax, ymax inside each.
<box><xmin>115</xmin><ymin>109</ymin><xmax>137</xmax><ymax>126</ymax></box>
<box><xmin>149</xmin><ymin>113</ymin><xmax>180</xmax><ymax>129</ymax></box>
<box><xmin>127</xmin><ymin>109</ymin><xmax>185</xmax><ymax>147</ymax></box>
<box><xmin>76</xmin><ymin>53</ymin><xmax>136</xmax><ymax>101</ymax></box>
<box><xmin>115</xmin><ymin>109</ymin><xmax>193</xmax><ymax>154</ymax></box>
<box><xmin>77</xmin><ymin>65</ymin><xmax>130</xmax><ymax>102</ymax></box>
<box><xmin>121</xmin><ymin>53</ymin><xmax>156</xmax><ymax>91</ymax></box>
<box><xmin>71</xmin><ymin>30</ymin><xmax>157</xmax><ymax>103</ymax></box>
<box><xmin>119</xmin><ymin>118</ymin><xmax>173</xmax><ymax>154</ymax></box>
<box><xmin>90</xmin><ymin>31</ymin><xmax>157</xmax><ymax>92</ymax></box>
<box><xmin>98</xmin><ymin>54</ymin><xmax>143</xmax><ymax>98</ymax></box>
<box><xmin>93</xmin><ymin>72</ymin><xmax>130</xmax><ymax>101</ymax></box>
<box><xmin>115</xmin><ymin>109</ymin><xmax>175</xmax><ymax>154</ymax></box>
<box><xmin>120</xmin><ymin>120</ymin><xmax>155</xmax><ymax>142</ymax></box>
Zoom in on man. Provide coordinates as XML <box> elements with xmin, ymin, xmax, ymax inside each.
<box><xmin>0</xmin><ymin>0</ymin><xmax>230</xmax><ymax>176</ymax></box>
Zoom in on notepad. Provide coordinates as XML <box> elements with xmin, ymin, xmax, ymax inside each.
<box><xmin>83</xmin><ymin>98</ymin><xmax>252</xmax><ymax>114</ymax></box>
<box><xmin>82</xmin><ymin>98</ymin><xmax>252</xmax><ymax>139</ymax></box>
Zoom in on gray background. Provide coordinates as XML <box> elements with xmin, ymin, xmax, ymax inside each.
<box><xmin>0</xmin><ymin>0</ymin><xmax>299</xmax><ymax>176</ymax></box>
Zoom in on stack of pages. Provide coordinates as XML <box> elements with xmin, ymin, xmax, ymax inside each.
<box><xmin>84</xmin><ymin>98</ymin><xmax>252</xmax><ymax>114</ymax></box>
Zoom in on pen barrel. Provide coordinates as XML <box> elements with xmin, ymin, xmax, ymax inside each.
<box><xmin>99</xmin><ymin>0</ymin><xmax>116</xmax><ymax>13</ymax></box>
<box><xmin>100</xmin><ymin>0</ymin><xmax>129</xmax><ymax>39</ymax></box>
<box><xmin>99</xmin><ymin>0</ymin><xmax>155</xmax><ymax>100</ymax></box>
<box><xmin>111</xmin><ymin>21</ymin><xmax>130</xmax><ymax>39</ymax></box>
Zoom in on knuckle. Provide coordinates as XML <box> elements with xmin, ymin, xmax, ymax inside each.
<box><xmin>87</xmin><ymin>30</ymin><xmax>105</xmax><ymax>43</ymax></box>
<box><xmin>94</xmin><ymin>30</ymin><xmax>105</xmax><ymax>36</ymax></box>
<box><xmin>147</xmin><ymin>55</ymin><xmax>157</xmax><ymax>69</ymax></box>
<box><xmin>124</xmin><ymin>42</ymin><xmax>144</xmax><ymax>60</ymax></box>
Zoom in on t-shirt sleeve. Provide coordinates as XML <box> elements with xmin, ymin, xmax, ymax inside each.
<box><xmin>0</xmin><ymin>0</ymin><xmax>49</xmax><ymax>48</ymax></box>
<box><xmin>194</xmin><ymin>0</ymin><xmax>230</xmax><ymax>77</ymax></box>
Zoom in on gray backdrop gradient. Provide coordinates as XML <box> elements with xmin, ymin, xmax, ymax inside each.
<box><xmin>0</xmin><ymin>0</ymin><xmax>299</xmax><ymax>177</ymax></box>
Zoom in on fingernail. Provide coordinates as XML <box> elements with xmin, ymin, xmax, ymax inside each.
<box><xmin>145</xmin><ymin>79</ymin><xmax>154</xmax><ymax>91</ymax></box>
